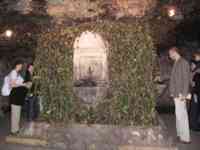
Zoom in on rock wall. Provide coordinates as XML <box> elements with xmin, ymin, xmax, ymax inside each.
<box><xmin>16</xmin><ymin>122</ymin><xmax>176</xmax><ymax>150</ymax></box>
<box><xmin>47</xmin><ymin>0</ymin><xmax>157</xmax><ymax>19</ymax></box>
<box><xmin>0</xmin><ymin>58</ymin><xmax>10</xmax><ymax>88</ymax></box>
<box><xmin>1</xmin><ymin>0</ymin><xmax>157</xmax><ymax>19</ymax></box>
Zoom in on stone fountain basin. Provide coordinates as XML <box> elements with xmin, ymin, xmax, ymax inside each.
<box><xmin>74</xmin><ymin>86</ymin><xmax>108</xmax><ymax>104</ymax></box>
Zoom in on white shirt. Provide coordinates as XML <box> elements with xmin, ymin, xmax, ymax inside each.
<box><xmin>9</xmin><ymin>70</ymin><xmax>24</xmax><ymax>86</ymax></box>
<box><xmin>1</xmin><ymin>70</ymin><xmax>24</xmax><ymax>96</ymax></box>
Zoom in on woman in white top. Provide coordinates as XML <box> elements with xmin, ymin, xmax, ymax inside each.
<box><xmin>9</xmin><ymin>60</ymin><xmax>30</xmax><ymax>134</ymax></box>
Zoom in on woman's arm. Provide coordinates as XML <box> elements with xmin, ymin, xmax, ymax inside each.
<box><xmin>10</xmin><ymin>71</ymin><xmax>25</xmax><ymax>88</ymax></box>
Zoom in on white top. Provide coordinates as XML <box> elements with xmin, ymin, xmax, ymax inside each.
<box><xmin>1</xmin><ymin>70</ymin><xmax>24</xmax><ymax>96</ymax></box>
<box><xmin>9</xmin><ymin>70</ymin><xmax>24</xmax><ymax>86</ymax></box>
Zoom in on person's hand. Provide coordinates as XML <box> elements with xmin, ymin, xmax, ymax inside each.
<box><xmin>178</xmin><ymin>94</ymin><xmax>185</xmax><ymax>101</ymax></box>
<box><xmin>192</xmin><ymin>81</ymin><xmax>195</xmax><ymax>87</ymax></box>
<box><xmin>24</xmin><ymin>82</ymin><xmax>32</xmax><ymax>89</ymax></box>
<box><xmin>177</xmin><ymin>93</ymin><xmax>191</xmax><ymax>101</ymax></box>
<box><xmin>186</xmin><ymin>93</ymin><xmax>192</xmax><ymax>100</ymax></box>
<box><xmin>191</xmin><ymin>63</ymin><xmax>196</xmax><ymax>71</ymax></box>
<box><xmin>174</xmin><ymin>97</ymin><xmax>181</xmax><ymax>101</ymax></box>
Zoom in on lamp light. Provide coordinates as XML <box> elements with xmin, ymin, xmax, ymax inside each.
<box><xmin>5</xmin><ymin>30</ymin><xmax>13</xmax><ymax>38</ymax></box>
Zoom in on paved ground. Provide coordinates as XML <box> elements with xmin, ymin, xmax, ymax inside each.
<box><xmin>0</xmin><ymin>112</ymin><xmax>199</xmax><ymax>150</ymax></box>
<box><xmin>161</xmin><ymin>114</ymin><xmax>199</xmax><ymax>150</ymax></box>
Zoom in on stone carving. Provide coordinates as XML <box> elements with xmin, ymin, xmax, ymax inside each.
<box><xmin>111</xmin><ymin>0</ymin><xmax>157</xmax><ymax>18</ymax></box>
<box><xmin>47</xmin><ymin>0</ymin><xmax>157</xmax><ymax>19</ymax></box>
<box><xmin>47</xmin><ymin>0</ymin><xmax>103</xmax><ymax>19</ymax></box>
<box><xmin>1</xmin><ymin>0</ymin><xmax>157</xmax><ymax>18</ymax></box>
<box><xmin>1</xmin><ymin>0</ymin><xmax>46</xmax><ymax>15</ymax></box>
<box><xmin>13</xmin><ymin>0</ymin><xmax>32</xmax><ymax>14</ymax></box>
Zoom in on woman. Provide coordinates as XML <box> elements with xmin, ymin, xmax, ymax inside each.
<box><xmin>9</xmin><ymin>60</ymin><xmax>30</xmax><ymax>134</ymax></box>
<box><xmin>22</xmin><ymin>63</ymin><xmax>38</xmax><ymax>136</ymax></box>
<box><xmin>24</xmin><ymin>63</ymin><xmax>39</xmax><ymax>121</ymax></box>
<box><xmin>190</xmin><ymin>52</ymin><xmax>200</xmax><ymax>131</ymax></box>
<box><xmin>24</xmin><ymin>63</ymin><xmax>33</xmax><ymax>84</ymax></box>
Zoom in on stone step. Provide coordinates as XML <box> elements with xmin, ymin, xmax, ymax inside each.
<box><xmin>5</xmin><ymin>136</ymin><xmax>47</xmax><ymax>146</ymax></box>
<box><xmin>5</xmin><ymin>136</ymin><xmax>178</xmax><ymax>150</ymax></box>
<box><xmin>4</xmin><ymin>121</ymin><xmax>176</xmax><ymax>150</ymax></box>
<box><xmin>119</xmin><ymin>145</ymin><xmax>178</xmax><ymax>150</ymax></box>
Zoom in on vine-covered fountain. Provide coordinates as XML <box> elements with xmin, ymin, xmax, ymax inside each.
<box><xmin>73</xmin><ymin>31</ymin><xmax>109</xmax><ymax>104</ymax></box>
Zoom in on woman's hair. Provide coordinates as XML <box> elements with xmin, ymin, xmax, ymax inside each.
<box><xmin>13</xmin><ymin>59</ymin><xmax>24</xmax><ymax>69</ymax></box>
<box><xmin>27</xmin><ymin>63</ymin><xmax>33</xmax><ymax>70</ymax></box>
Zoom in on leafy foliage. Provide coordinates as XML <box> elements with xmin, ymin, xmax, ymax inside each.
<box><xmin>34</xmin><ymin>20</ymin><xmax>156</xmax><ymax>126</ymax></box>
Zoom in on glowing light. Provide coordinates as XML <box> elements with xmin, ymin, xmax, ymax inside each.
<box><xmin>5</xmin><ymin>30</ymin><xmax>13</xmax><ymax>38</ymax></box>
<box><xmin>168</xmin><ymin>8</ymin><xmax>176</xmax><ymax>17</ymax></box>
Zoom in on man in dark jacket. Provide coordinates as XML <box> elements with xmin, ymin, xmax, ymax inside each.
<box><xmin>169</xmin><ymin>47</ymin><xmax>191</xmax><ymax>144</ymax></box>
<box><xmin>190</xmin><ymin>51</ymin><xmax>200</xmax><ymax>131</ymax></box>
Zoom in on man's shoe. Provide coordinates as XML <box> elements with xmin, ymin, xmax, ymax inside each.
<box><xmin>10</xmin><ymin>131</ymin><xmax>20</xmax><ymax>136</ymax></box>
<box><xmin>179</xmin><ymin>140</ymin><xmax>191</xmax><ymax>144</ymax></box>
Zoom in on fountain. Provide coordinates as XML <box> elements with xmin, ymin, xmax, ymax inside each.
<box><xmin>73</xmin><ymin>31</ymin><xmax>108</xmax><ymax>104</ymax></box>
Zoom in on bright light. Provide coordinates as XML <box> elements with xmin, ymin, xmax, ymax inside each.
<box><xmin>168</xmin><ymin>8</ymin><xmax>176</xmax><ymax>17</ymax></box>
<box><xmin>5</xmin><ymin>30</ymin><xmax>13</xmax><ymax>38</ymax></box>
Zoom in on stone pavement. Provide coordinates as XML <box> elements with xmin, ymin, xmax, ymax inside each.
<box><xmin>0</xmin><ymin>113</ymin><xmax>199</xmax><ymax>150</ymax></box>
<box><xmin>161</xmin><ymin>114</ymin><xmax>199</xmax><ymax>150</ymax></box>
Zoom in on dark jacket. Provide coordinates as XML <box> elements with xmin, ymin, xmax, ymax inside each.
<box><xmin>192</xmin><ymin>61</ymin><xmax>200</xmax><ymax>95</ymax></box>
<box><xmin>169</xmin><ymin>58</ymin><xmax>190</xmax><ymax>98</ymax></box>
<box><xmin>24</xmin><ymin>70</ymin><xmax>34</xmax><ymax>94</ymax></box>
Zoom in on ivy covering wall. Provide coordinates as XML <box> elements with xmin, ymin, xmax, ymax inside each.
<box><xmin>34</xmin><ymin>20</ymin><xmax>156</xmax><ymax>126</ymax></box>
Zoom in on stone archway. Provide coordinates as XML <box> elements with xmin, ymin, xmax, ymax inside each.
<box><xmin>73</xmin><ymin>31</ymin><xmax>108</xmax><ymax>104</ymax></box>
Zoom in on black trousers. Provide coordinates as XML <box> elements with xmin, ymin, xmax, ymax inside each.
<box><xmin>189</xmin><ymin>93</ymin><xmax>200</xmax><ymax>131</ymax></box>
<box><xmin>23</xmin><ymin>96</ymin><xmax>40</xmax><ymax>121</ymax></box>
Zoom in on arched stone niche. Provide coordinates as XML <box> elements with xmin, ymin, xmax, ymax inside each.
<box><xmin>73</xmin><ymin>31</ymin><xmax>109</xmax><ymax>104</ymax></box>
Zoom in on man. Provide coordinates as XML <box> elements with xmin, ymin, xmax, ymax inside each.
<box><xmin>169</xmin><ymin>47</ymin><xmax>191</xmax><ymax>144</ymax></box>
<box><xmin>190</xmin><ymin>51</ymin><xmax>200</xmax><ymax>131</ymax></box>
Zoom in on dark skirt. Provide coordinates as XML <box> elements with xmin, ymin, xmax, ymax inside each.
<box><xmin>10</xmin><ymin>86</ymin><xmax>28</xmax><ymax>106</ymax></box>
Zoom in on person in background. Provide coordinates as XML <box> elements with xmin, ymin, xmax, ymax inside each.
<box><xmin>24</xmin><ymin>63</ymin><xmax>33</xmax><ymax>84</ymax></box>
<box><xmin>169</xmin><ymin>47</ymin><xmax>191</xmax><ymax>144</ymax></box>
<box><xmin>22</xmin><ymin>63</ymin><xmax>35</xmax><ymax>136</ymax></box>
<box><xmin>9</xmin><ymin>60</ymin><xmax>31</xmax><ymax>134</ymax></box>
<box><xmin>190</xmin><ymin>51</ymin><xmax>200</xmax><ymax>131</ymax></box>
<box><xmin>24</xmin><ymin>63</ymin><xmax>38</xmax><ymax>121</ymax></box>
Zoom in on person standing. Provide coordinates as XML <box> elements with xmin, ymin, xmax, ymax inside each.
<box><xmin>23</xmin><ymin>63</ymin><xmax>38</xmax><ymax>136</ymax></box>
<box><xmin>169</xmin><ymin>47</ymin><xmax>191</xmax><ymax>144</ymax></box>
<box><xmin>24</xmin><ymin>63</ymin><xmax>34</xmax><ymax>84</ymax></box>
<box><xmin>190</xmin><ymin>52</ymin><xmax>200</xmax><ymax>131</ymax></box>
<box><xmin>24</xmin><ymin>63</ymin><xmax>39</xmax><ymax>121</ymax></box>
<box><xmin>9</xmin><ymin>60</ymin><xmax>30</xmax><ymax>134</ymax></box>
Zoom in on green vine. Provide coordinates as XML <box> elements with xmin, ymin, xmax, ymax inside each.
<box><xmin>34</xmin><ymin>20</ymin><xmax>156</xmax><ymax>126</ymax></box>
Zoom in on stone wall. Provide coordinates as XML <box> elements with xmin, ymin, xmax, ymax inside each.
<box><xmin>1</xmin><ymin>0</ymin><xmax>157</xmax><ymax>19</ymax></box>
<box><xmin>47</xmin><ymin>0</ymin><xmax>157</xmax><ymax>19</ymax></box>
<box><xmin>14</xmin><ymin>121</ymin><xmax>176</xmax><ymax>150</ymax></box>
<box><xmin>0</xmin><ymin>58</ymin><xmax>10</xmax><ymax>89</ymax></box>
